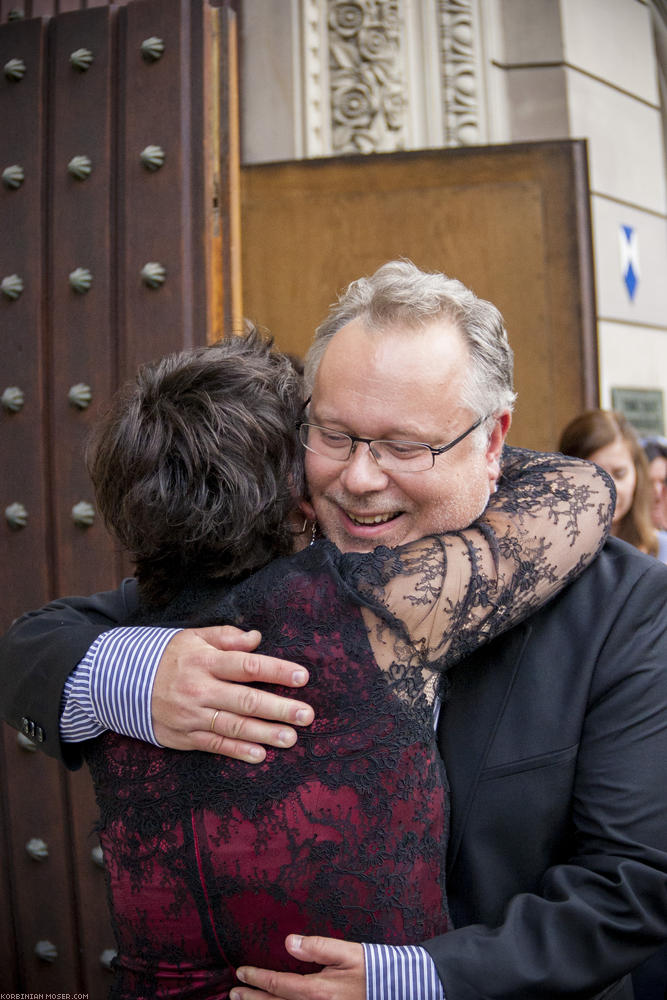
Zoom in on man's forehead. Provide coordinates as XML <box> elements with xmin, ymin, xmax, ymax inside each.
<box><xmin>309</xmin><ymin>323</ymin><xmax>471</xmax><ymax>443</ymax></box>
<box><xmin>316</xmin><ymin>316</ymin><xmax>465</xmax><ymax>376</ymax></box>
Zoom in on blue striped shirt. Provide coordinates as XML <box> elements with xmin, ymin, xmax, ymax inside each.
<box><xmin>363</xmin><ymin>944</ymin><xmax>444</xmax><ymax>1000</ymax></box>
<box><xmin>60</xmin><ymin>625</ymin><xmax>180</xmax><ymax>743</ymax></box>
<box><xmin>60</xmin><ymin>627</ymin><xmax>445</xmax><ymax>1000</ymax></box>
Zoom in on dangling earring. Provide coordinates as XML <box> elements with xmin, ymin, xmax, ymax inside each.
<box><xmin>310</xmin><ymin>521</ymin><xmax>318</xmax><ymax>546</ymax></box>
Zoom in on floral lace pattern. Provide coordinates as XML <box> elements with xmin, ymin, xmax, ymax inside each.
<box><xmin>85</xmin><ymin>448</ymin><xmax>613</xmax><ymax>999</ymax></box>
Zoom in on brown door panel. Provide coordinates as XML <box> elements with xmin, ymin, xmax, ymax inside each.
<box><xmin>241</xmin><ymin>143</ymin><xmax>598</xmax><ymax>451</ymax></box>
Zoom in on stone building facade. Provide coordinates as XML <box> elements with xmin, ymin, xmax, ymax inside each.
<box><xmin>241</xmin><ymin>0</ymin><xmax>667</xmax><ymax>435</ymax></box>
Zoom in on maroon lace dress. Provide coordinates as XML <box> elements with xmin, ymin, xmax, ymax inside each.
<box><xmin>84</xmin><ymin>449</ymin><xmax>613</xmax><ymax>999</ymax></box>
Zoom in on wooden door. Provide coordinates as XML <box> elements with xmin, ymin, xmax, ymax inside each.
<box><xmin>0</xmin><ymin>1</ymin><xmax>238</xmax><ymax>992</ymax></box>
<box><xmin>240</xmin><ymin>142</ymin><xmax>599</xmax><ymax>450</ymax></box>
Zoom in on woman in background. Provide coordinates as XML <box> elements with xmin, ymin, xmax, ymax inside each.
<box><xmin>559</xmin><ymin>408</ymin><xmax>658</xmax><ymax>556</ymax></box>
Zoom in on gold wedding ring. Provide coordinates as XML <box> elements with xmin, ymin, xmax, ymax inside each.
<box><xmin>210</xmin><ymin>709</ymin><xmax>221</xmax><ymax>733</ymax></box>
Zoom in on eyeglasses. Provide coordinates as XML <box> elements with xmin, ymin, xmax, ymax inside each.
<box><xmin>297</xmin><ymin>416</ymin><xmax>485</xmax><ymax>473</ymax></box>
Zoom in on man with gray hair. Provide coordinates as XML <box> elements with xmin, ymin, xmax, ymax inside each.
<box><xmin>2</xmin><ymin>261</ymin><xmax>667</xmax><ymax>999</ymax></box>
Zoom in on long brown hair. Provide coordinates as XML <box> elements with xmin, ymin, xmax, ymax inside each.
<box><xmin>558</xmin><ymin>409</ymin><xmax>657</xmax><ymax>555</ymax></box>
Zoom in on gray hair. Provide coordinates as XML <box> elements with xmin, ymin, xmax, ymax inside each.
<box><xmin>304</xmin><ymin>260</ymin><xmax>516</xmax><ymax>431</ymax></box>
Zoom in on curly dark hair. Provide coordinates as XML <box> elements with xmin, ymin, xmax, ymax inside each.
<box><xmin>87</xmin><ymin>328</ymin><xmax>305</xmax><ymax>606</ymax></box>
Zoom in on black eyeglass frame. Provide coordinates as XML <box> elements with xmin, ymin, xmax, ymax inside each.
<box><xmin>296</xmin><ymin>401</ymin><xmax>486</xmax><ymax>471</ymax></box>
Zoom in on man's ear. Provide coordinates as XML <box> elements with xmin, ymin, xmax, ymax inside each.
<box><xmin>486</xmin><ymin>411</ymin><xmax>511</xmax><ymax>490</ymax></box>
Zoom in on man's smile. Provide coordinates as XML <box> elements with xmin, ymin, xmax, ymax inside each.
<box><xmin>347</xmin><ymin>511</ymin><xmax>401</xmax><ymax>526</ymax></box>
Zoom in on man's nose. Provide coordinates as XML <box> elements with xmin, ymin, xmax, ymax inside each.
<box><xmin>339</xmin><ymin>441</ymin><xmax>390</xmax><ymax>493</ymax></box>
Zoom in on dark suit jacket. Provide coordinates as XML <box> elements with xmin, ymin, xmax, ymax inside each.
<box><xmin>2</xmin><ymin>539</ymin><xmax>667</xmax><ymax>998</ymax></box>
<box><xmin>425</xmin><ymin>539</ymin><xmax>667</xmax><ymax>998</ymax></box>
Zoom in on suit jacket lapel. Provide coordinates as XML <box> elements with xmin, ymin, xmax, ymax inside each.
<box><xmin>439</xmin><ymin>622</ymin><xmax>533</xmax><ymax>874</ymax></box>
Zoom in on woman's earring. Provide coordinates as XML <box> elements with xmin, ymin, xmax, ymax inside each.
<box><xmin>310</xmin><ymin>522</ymin><xmax>318</xmax><ymax>546</ymax></box>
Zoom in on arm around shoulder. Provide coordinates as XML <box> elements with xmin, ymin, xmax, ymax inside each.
<box><xmin>0</xmin><ymin>579</ymin><xmax>138</xmax><ymax>766</ymax></box>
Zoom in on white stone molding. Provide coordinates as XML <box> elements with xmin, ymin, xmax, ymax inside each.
<box><xmin>301</xmin><ymin>0</ymin><xmax>331</xmax><ymax>156</ymax></box>
<box><xmin>437</xmin><ymin>0</ymin><xmax>485</xmax><ymax>146</ymax></box>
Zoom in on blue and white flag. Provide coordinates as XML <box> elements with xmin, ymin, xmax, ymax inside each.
<box><xmin>619</xmin><ymin>224</ymin><xmax>640</xmax><ymax>301</ymax></box>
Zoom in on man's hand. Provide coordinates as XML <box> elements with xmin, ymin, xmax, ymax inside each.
<box><xmin>231</xmin><ymin>935</ymin><xmax>365</xmax><ymax>1000</ymax></box>
<box><xmin>152</xmin><ymin>627</ymin><xmax>314</xmax><ymax>762</ymax></box>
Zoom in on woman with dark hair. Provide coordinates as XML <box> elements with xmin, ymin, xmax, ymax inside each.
<box><xmin>558</xmin><ymin>408</ymin><xmax>658</xmax><ymax>556</ymax></box>
<box><xmin>87</xmin><ymin>327</ymin><xmax>307</xmax><ymax>608</ymax></box>
<box><xmin>85</xmin><ymin>328</ymin><xmax>613</xmax><ymax>999</ymax></box>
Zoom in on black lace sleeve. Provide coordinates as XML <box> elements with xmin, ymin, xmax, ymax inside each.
<box><xmin>335</xmin><ymin>447</ymin><xmax>614</xmax><ymax>673</ymax></box>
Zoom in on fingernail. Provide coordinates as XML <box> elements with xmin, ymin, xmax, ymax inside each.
<box><xmin>277</xmin><ymin>729</ymin><xmax>295</xmax><ymax>746</ymax></box>
<box><xmin>295</xmin><ymin>709</ymin><xmax>311</xmax><ymax>724</ymax></box>
<box><xmin>290</xmin><ymin>934</ymin><xmax>303</xmax><ymax>952</ymax></box>
<box><xmin>292</xmin><ymin>669</ymin><xmax>307</xmax><ymax>685</ymax></box>
<box><xmin>247</xmin><ymin>746</ymin><xmax>263</xmax><ymax>761</ymax></box>
<box><xmin>230</xmin><ymin>991</ymin><xmax>240</xmax><ymax>999</ymax></box>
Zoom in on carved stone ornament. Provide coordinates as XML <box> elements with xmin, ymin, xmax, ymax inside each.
<box><xmin>5</xmin><ymin>502</ymin><xmax>28</xmax><ymax>529</ymax></box>
<box><xmin>2</xmin><ymin>164</ymin><xmax>24</xmax><ymax>189</ymax></box>
<box><xmin>69</xmin><ymin>267</ymin><xmax>93</xmax><ymax>293</ymax></box>
<box><xmin>68</xmin><ymin>382</ymin><xmax>92</xmax><ymax>409</ymax></box>
<box><xmin>4</xmin><ymin>58</ymin><xmax>26</xmax><ymax>81</ymax></box>
<box><xmin>1</xmin><ymin>274</ymin><xmax>23</xmax><ymax>299</ymax></box>
<box><xmin>71</xmin><ymin>501</ymin><xmax>95</xmax><ymax>527</ymax></box>
<box><xmin>439</xmin><ymin>0</ymin><xmax>481</xmax><ymax>146</ymax></box>
<box><xmin>141</xmin><ymin>261</ymin><xmax>167</xmax><ymax>288</ymax></box>
<box><xmin>141</xmin><ymin>36</ymin><xmax>165</xmax><ymax>62</ymax></box>
<box><xmin>328</xmin><ymin>0</ymin><xmax>406</xmax><ymax>154</ymax></box>
<box><xmin>140</xmin><ymin>144</ymin><xmax>166</xmax><ymax>171</ymax></box>
<box><xmin>2</xmin><ymin>386</ymin><xmax>24</xmax><ymax>412</ymax></box>
<box><xmin>70</xmin><ymin>48</ymin><xmax>94</xmax><ymax>72</ymax></box>
<box><xmin>67</xmin><ymin>155</ymin><xmax>93</xmax><ymax>180</ymax></box>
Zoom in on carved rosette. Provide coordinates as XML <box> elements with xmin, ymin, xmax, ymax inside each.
<box><xmin>328</xmin><ymin>1</ymin><xmax>406</xmax><ymax>155</ymax></box>
<box><xmin>438</xmin><ymin>0</ymin><xmax>481</xmax><ymax>146</ymax></box>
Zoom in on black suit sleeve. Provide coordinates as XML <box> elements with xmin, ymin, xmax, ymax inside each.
<box><xmin>0</xmin><ymin>580</ymin><xmax>139</xmax><ymax>768</ymax></box>
<box><xmin>424</xmin><ymin>557</ymin><xmax>667</xmax><ymax>998</ymax></box>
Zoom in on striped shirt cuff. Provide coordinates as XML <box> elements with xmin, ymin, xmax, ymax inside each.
<box><xmin>59</xmin><ymin>626</ymin><xmax>181</xmax><ymax>744</ymax></box>
<box><xmin>363</xmin><ymin>943</ymin><xmax>445</xmax><ymax>1000</ymax></box>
